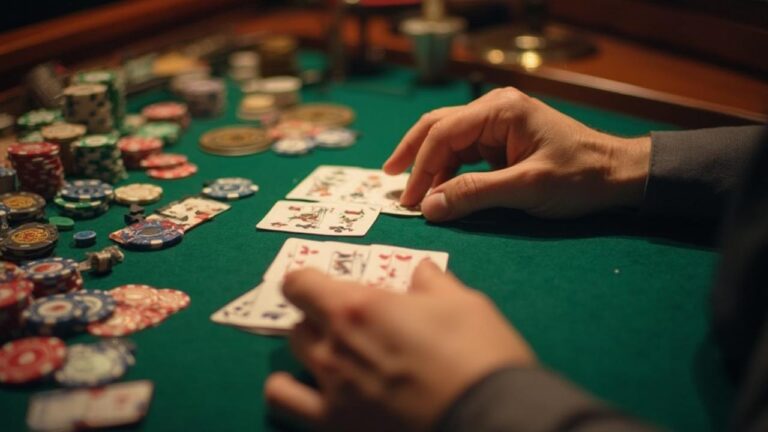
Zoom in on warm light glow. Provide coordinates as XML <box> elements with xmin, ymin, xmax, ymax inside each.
<box><xmin>486</xmin><ymin>49</ymin><xmax>505</xmax><ymax>64</ymax></box>
<box><xmin>519</xmin><ymin>51</ymin><xmax>542</xmax><ymax>70</ymax></box>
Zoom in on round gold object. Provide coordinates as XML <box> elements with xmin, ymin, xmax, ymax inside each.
<box><xmin>280</xmin><ymin>103</ymin><xmax>355</xmax><ymax>128</ymax></box>
<box><xmin>199</xmin><ymin>126</ymin><xmax>272</xmax><ymax>156</ymax></box>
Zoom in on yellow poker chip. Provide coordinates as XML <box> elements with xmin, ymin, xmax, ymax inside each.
<box><xmin>4</xmin><ymin>223</ymin><xmax>59</xmax><ymax>251</ymax></box>
<box><xmin>0</xmin><ymin>192</ymin><xmax>46</xmax><ymax>214</ymax></box>
<box><xmin>114</xmin><ymin>184</ymin><xmax>163</xmax><ymax>205</ymax></box>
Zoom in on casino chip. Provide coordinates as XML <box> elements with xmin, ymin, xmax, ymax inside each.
<box><xmin>116</xmin><ymin>219</ymin><xmax>184</xmax><ymax>250</ymax></box>
<box><xmin>0</xmin><ymin>192</ymin><xmax>46</xmax><ymax>223</ymax></box>
<box><xmin>272</xmin><ymin>137</ymin><xmax>314</xmax><ymax>156</ymax></box>
<box><xmin>110</xmin><ymin>284</ymin><xmax>159</xmax><ymax>309</ymax></box>
<box><xmin>87</xmin><ymin>305</ymin><xmax>143</xmax><ymax>337</ymax></box>
<box><xmin>147</xmin><ymin>163</ymin><xmax>198</xmax><ymax>180</ymax></box>
<box><xmin>22</xmin><ymin>257</ymin><xmax>78</xmax><ymax>284</ymax></box>
<box><xmin>73</xmin><ymin>230</ymin><xmax>97</xmax><ymax>248</ymax></box>
<box><xmin>49</xmin><ymin>216</ymin><xmax>75</xmax><ymax>231</ymax></box>
<box><xmin>314</xmin><ymin>128</ymin><xmax>357</xmax><ymax>149</ymax></box>
<box><xmin>0</xmin><ymin>261</ymin><xmax>25</xmax><ymax>283</ymax></box>
<box><xmin>155</xmin><ymin>289</ymin><xmax>190</xmax><ymax>313</ymax></box>
<box><xmin>198</xmin><ymin>126</ymin><xmax>271</xmax><ymax>156</ymax></box>
<box><xmin>23</xmin><ymin>294</ymin><xmax>87</xmax><ymax>335</ymax></box>
<box><xmin>202</xmin><ymin>177</ymin><xmax>259</xmax><ymax>201</ymax></box>
<box><xmin>114</xmin><ymin>183</ymin><xmax>163</xmax><ymax>205</ymax></box>
<box><xmin>2</xmin><ymin>223</ymin><xmax>59</xmax><ymax>261</ymax></box>
<box><xmin>139</xmin><ymin>153</ymin><xmax>187</xmax><ymax>169</ymax></box>
<box><xmin>71</xmin><ymin>290</ymin><xmax>116</xmax><ymax>324</ymax></box>
<box><xmin>54</xmin><ymin>343</ymin><xmax>127</xmax><ymax>387</ymax></box>
<box><xmin>53</xmin><ymin>195</ymin><xmax>109</xmax><ymax>220</ymax></box>
<box><xmin>281</xmin><ymin>103</ymin><xmax>355</xmax><ymax>127</ymax></box>
<box><xmin>60</xmin><ymin>179</ymin><xmax>115</xmax><ymax>202</ymax></box>
<box><xmin>0</xmin><ymin>336</ymin><xmax>66</xmax><ymax>384</ymax></box>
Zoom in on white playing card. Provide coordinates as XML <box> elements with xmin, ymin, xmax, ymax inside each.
<box><xmin>210</xmin><ymin>285</ymin><xmax>264</xmax><ymax>326</ymax></box>
<box><xmin>223</xmin><ymin>280</ymin><xmax>302</xmax><ymax>334</ymax></box>
<box><xmin>361</xmin><ymin>245</ymin><xmax>449</xmax><ymax>292</ymax></box>
<box><xmin>27</xmin><ymin>389</ymin><xmax>89</xmax><ymax>432</ymax></box>
<box><xmin>324</xmin><ymin>241</ymin><xmax>371</xmax><ymax>281</ymax></box>
<box><xmin>149</xmin><ymin>196</ymin><xmax>231</xmax><ymax>231</ymax></box>
<box><xmin>286</xmin><ymin>165</ymin><xmax>422</xmax><ymax>216</ymax></box>
<box><xmin>81</xmin><ymin>380</ymin><xmax>154</xmax><ymax>429</ymax></box>
<box><xmin>262</xmin><ymin>238</ymin><xmax>331</xmax><ymax>282</ymax></box>
<box><xmin>256</xmin><ymin>201</ymin><xmax>380</xmax><ymax>236</ymax></box>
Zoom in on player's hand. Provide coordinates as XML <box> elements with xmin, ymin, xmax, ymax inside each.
<box><xmin>264</xmin><ymin>260</ymin><xmax>536</xmax><ymax>432</ymax></box>
<box><xmin>383</xmin><ymin>87</ymin><xmax>651</xmax><ymax>221</ymax></box>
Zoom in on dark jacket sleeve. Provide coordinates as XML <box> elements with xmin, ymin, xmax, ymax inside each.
<box><xmin>435</xmin><ymin>367</ymin><xmax>658</xmax><ymax>432</ymax></box>
<box><xmin>641</xmin><ymin>126</ymin><xmax>764</xmax><ymax>220</ymax></box>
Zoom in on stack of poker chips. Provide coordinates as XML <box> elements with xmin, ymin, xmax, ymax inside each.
<box><xmin>41</xmin><ymin>122</ymin><xmax>87</xmax><ymax>174</ymax></box>
<box><xmin>256</xmin><ymin>35</ymin><xmax>298</xmax><ymax>77</ymax></box>
<box><xmin>241</xmin><ymin>76</ymin><xmax>301</xmax><ymax>108</ymax></box>
<box><xmin>73</xmin><ymin>134</ymin><xmax>127</xmax><ymax>183</ymax></box>
<box><xmin>121</xmin><ymin>114</ymin><xmax>146</xmax><ymax>136</ymax></box>
<box><xmin>0</xmin><ymin>192</ymin><xmax>46</xmax><ymax>224</ymax></box>
<box><xmin>16</xmin><ymin>109</ymin><xmax>62</xmax><ymax>133</ymax></box>
<box><xmin>0</xmin><ymin>167</ymin><xmax>16</xmax><ymax>193</ymax></box>
<box><xmin>53</xmin><ymin>179</ymin><xmax>114</xmax><ymax>220</ymax></box>
<box><xmin>237</xmin><ymin>94</ymin><xmax>279</xmax><ymax>125</ymax></box>
<box><xmin>1</xmin><ymin>223</ymin><xmax>59</xmax><ymax>261</ymax></box>
<box><xmin>177</xmin><ymin>78</ymin><xmax>226</xmax><ymax>118</ymax></box>
<box><xmin>87</xmin><ymin>284</ymin><xmax>189</xmax><ymax>337</ymax></box>
<box><xmin>0</xmin><ymin>262</ymin><xmax>33</xmax><ymax>340</ymax></box>
<box><xmin>21</xmin><ymin>257</ymin><xmax>84</xmax><ymax>298</ymax></box>
<box><xmin>141</xmin><ymin>102</ymin><xmax>190</xmax><ymax>129</ymax></box>
<box><xmin>61</xmin><ymin>84</ymin><xmax>113</xmax><ymax>133</ymax></box>
<box><xmin>117</xmin><ymin>136</ymin><xmax>163</xmax><ymax>169</ymax></box>
<box><xmin>71</xmin><ymin>69</ymin><xmax>127</xmax><ymax>130</ymax></box>
<box><xmin>136</xmin><ymin>122</ymin><xmax>181</xmax><ymax>147</ymax></box>
<box><xmin>229</xmin><ymin>50</ymin><xmax>260</xmax><ymax>82</ymax></box>
<box><xmin>7</xmin><ymin>142</ymin><xmax>65</xmax><ymax>200</ymax></box>
<box><xmin>23</xmin><ymin>291</ymin><xmax>113</xmax><ymax>337</ymax></box>
<box><xmin>139</xmin><ymin>153</ymin><xmax>197</xmax><ymax>180</ymax></box>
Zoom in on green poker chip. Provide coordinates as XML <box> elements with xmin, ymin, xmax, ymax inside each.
<box><xmin>48</xmin><ymin>216</ymin><xmax>75</xmax><ymax>231</ymax></box>
<box><xmin>16</xmin><ymin>109</ymin><xmax>62</xmax><ymax>131</ymax></box>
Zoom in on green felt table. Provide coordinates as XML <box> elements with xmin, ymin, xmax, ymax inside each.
<box><xmin>0</xmin><ymin>53</ymin><xmax>732</xmax><ymax>432</ymax></box>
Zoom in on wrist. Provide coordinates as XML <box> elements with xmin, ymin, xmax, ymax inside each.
<box><xmin>604</xmin><ymin>135</ymin><xmax>651</xmax><ymax>209</ymax></box>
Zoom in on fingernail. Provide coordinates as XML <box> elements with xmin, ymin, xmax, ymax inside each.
<box><xmin>422</xmin><ymin>192</ymin><xmax>450</xmax><ymax>221</ymax></box>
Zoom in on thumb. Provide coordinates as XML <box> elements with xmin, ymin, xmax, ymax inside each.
<box><xmin>421</xmin><ymin>168</ymin><xmax>522</xmax><ymax>221</ymax></box>
<box><xmin>409</xmin><ymin>259</ymin><xmax>464</xmax><ymax>294</ymax></box>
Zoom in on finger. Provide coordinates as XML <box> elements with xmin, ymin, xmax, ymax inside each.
<box><xmin>430</xmin><ymin>155</ymin><xmax>461</xmax><ymax>189</ymax></box>
<box><xmin>383</xmin><ymin>106</ymin><xmax>461</xmax><ymax>175</ymax></box>
<box><xmin>289</xmin><ymin>320</ymin><xmax>329</xmax><ymax>372</ymax></box>
<box><xmin>264</xmin><ymin>372</ymin><xmax>327</xmax><ymax>424</ymax></box>
<box><xmin>283</xmin><ymin>269</ymin><xmax>354</xmax><ymax>325</ymax></box>
<box><xmin>421</xmin><ymin>168</ymin><xmax>527</xmax><ymax>221</ymax></box>
<box><xmin>400</xmin><ymin>104</ymin><xmax>490</xmax><ymax>206</ymax></box>
<box><xmin>409</xmin><ymin>259</ymin><xmax>463</xmax><ymax>294</ymax></box>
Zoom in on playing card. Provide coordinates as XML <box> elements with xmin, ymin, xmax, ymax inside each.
<box><xmin>286</xmin><ymin>165</ymin><xmax>421</xmax><ymax>216</ymax></box>
<box><xmin>218</xmin><ymin>280</ymin><xmax>302</xmax><ymax>334</ymax></box>
<box><xmin>149</xmin><ymin>196</ymin><xmax>231</xmax><ymax>231</ymax></box>
<box><xmin>262</xmin><ymin>238</ymin><xmax>331</xmax><ymax>282</ymax></box>
<box><xmin>26</xmin><ymin>381</ymin><xmax>154</xmax><ymax>432</ymax></box>
<box><xmin>27</xmin><ymin>389</ymin><xmax>89</xmax><ymax>432</ymax></box>
<box><xmin>81</xmin><ymin>380</ymin><xmax>154</xmax><ymax>429</ymax></box>
<box><xmin>361</xmin><ymin>244</ymin><xmax>449</xmax><ymax>292</ymax></box>
<box><xmin>210</xmin><ymin>285</ymin><xmax>264</xmax><ymax>326</ymax></box>
<box><xmin>324</xmin><ymin>241</ymin><xmax>371</xmax><ymax>281</ymax></box>
<box><xmin>256</xmin><ymin>200</ymin><xmax>380</xmax><ymax>236</ymax></box>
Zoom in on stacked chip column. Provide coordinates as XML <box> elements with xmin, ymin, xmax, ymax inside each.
<box><xmin>71</xmin><ymin>70</ymin><xmax>126</xmax><ymax>131</ymax></box>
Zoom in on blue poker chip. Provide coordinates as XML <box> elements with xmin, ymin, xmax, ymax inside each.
<box><xmin>60</xmin><ymin>179</ymin><xmax>115</xmax><ymax>202</ymax></box>
<box><xmin>23</xmin><ymin>294</ymin><xmax>87</xmax><ymax>333</ymax></box>
<box><xmin>68</xmin><ymin>290</ymin><xmax>116</xmax><ymax>324</ymax></box>
<box><xmin>21</xmin><ymin>257</ymin><xmax>79</xmax><ymax>285</ymax></box>
<box><xmin>117</xmin><ymin>219</ymin><xmax>184</xmax><ymax>250</ymax></box>
<box><xmin>73</xmin><ymin>230</ymin><xmax>97</xmax><ymax>248</ymax></box>
<box><xmin>314</xmin><ymin>128</ymin><xmax>356</xmax><ymax>149</ymax></box>
<box><xmin>54</xmin><ymin>343</ymin><xmax>128</xmax><ymax>387</ymax></box>
<box><xmin>201</xmin><ymin>177</ymin><xmax>260</xmax><ymax>201</ymax></box>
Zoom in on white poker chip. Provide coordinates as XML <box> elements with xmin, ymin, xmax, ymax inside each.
<box><xmin>54</xmin><ymin>343</ymin><xmax>127</xmax><ymax>387</ymax></box>
<box><xmin>272</xmin><ymin>137</ymin><xmax>313</xmax><ymax>156</ymax></box>
<box><xmin>314</xmin><ymin>128</ymin><xmax>356</xmax><ymax>149</ymax></box>
<box><xmin>114</xmin><ymin>183</ymin><xmax>163</xmax><ymax>205</ymax></box>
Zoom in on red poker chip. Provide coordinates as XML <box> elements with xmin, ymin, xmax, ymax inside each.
<box><xmin>142</xmin><ymin>102</ymin><xmax>188</xmax><ymax>120</ymax></box>
<box><xmin>109</xmin><ymin>284</ymin><xmax>159</xmax><ymax>309</ymax></box>
<box><xmin>0</xmin><ymin>278</ymin><xmax>34</xmax><ymax>308</ymax></box>
<box><xmin>0</xmin><ymin>336</ymin><xmax>66</xmax><ymax>384</ymax></box>
<box><xmin>8</xmin><ymin>142</ymin><xmax>60</xmax><ymax>158</ymax></box>
<box><xmin>87</xmin><ymin>305</ymin><xmax>142</xmax><ymax>337</ymax></box>
<box><xmin>118</xmin><ymin>136</ymin><xmax>163</xmax><ymax>154</ymax></box>
<box><xmin>136</xmin><ymin>306</ymin><xmax>168</xmax><ymax>329</ymax></box>
<box><xmin>140</xmin><ymin>153</ymin><xmax>187</xmax><ymax>169</ymax></box>
<box><xmin>154</xmin><ymin>289</ymin><xmax>190</xmax><ymax>313</ymax></box>
<box><xmin>147</xmin><ymin>162</ymin><xmax>198</xmax><ymax>180</ymax></box>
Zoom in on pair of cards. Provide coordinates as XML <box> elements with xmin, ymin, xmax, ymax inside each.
<box><xmin>110</xmin><ymin>196</ymin><xmax>231</xmax><ymax>243</ymax></box>
<box><xmin>27</xmin><ymin>380</ymin><xmax>153</xmax><ymax>432</ymax></box>
<box><xmin>286</xmin><ymin>165</ymin><xmax>421</xmax><ymax>217</ymax></box>
<box><xmin>211</xmin><ymin>237</ymin><xmax>449</xmax><ymax>335</ymax></box>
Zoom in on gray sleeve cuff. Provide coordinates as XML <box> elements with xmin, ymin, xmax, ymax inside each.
<box><xmin>435</xmin><ymin>366</ymin><xmax>658</xmax><ymax>432</ymax></box>
<box><xmin>641</xmin><ymin>126</ymin><xmax>764</xmax><ymax>221</ymax></box>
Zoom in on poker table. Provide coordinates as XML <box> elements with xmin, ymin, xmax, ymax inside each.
<box><xmin>0</xmin><ymin>52</ymin><xmax>730</xmax><ymax>432</ymax></box>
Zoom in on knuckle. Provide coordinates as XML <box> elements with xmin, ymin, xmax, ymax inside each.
<box><xmin>453</xmin><ymin>174</ymin><xmax>481</xmax><ymax>201</ymax></box>
<box><xmin>420</xmin><ymin>109</ymin><xmax>441</xmax><ymax>124</ymax></box>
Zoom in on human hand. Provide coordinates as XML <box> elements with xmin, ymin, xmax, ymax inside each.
<box><xmin>264</xmin><ymin>260</ymin><xmax>536</xmax><ymax>432</ymax></box>
<box><xmin>383</xmin><ymin>87</ymin><xmax>651</xmax><ymax>221</ymax></box>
